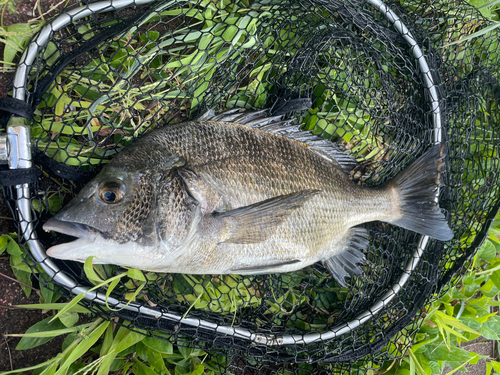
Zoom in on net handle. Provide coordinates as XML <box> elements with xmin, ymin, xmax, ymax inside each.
<box><xmin>10</xmin><ymin>0</ymin><xmax>442</xmax><ymax>346</ymax></box>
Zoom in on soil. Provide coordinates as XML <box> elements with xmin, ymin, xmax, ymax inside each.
<box><xmin>0</xmin><ymin>1</ymin><xmax>69</xmax><ymax>372</ymax></box>
<box><xmin>0</xmin><ymin>250</ymin><xmax>68</xmax><ymax>372</ymax></box>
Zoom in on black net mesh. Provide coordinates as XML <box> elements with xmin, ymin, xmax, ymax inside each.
<box><xmin>2</xmin><ymin>0</ymin><xmax>500</xmax><ymax>372</ymax></box>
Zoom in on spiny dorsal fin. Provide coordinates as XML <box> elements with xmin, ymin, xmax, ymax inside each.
<box><xmin>322</xmin><ymin>227</ymin><xmax>369</xmax><ymax>287</ymax></box>
<box><xmin>200</xmin><ymin>108</ymin><xmax>358</xmax><ymax>174</ymax></box>
<box><xmin>215</xmin><ymin>189</ymin><xmax>321</xmax><ymax>244</ymax></box>
<box><xmin>195</xmin><ymin>109</ymin><xmax>217</xmax><ymax>121</ymax></box>
<box><xmin>300</xmin><ymin>136</ymin><xmax>358</xmax><ymax>173</ymax></box>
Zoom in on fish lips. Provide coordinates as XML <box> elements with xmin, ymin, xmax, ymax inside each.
<box><xmin>43</xmin><ymin>218</ymin><xmax>100</xmax><ymax>262</ymax></box>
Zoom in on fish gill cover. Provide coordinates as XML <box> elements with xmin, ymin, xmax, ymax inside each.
<box><xmin>1</xmin><ymin>0</ymin><xmax>499</xmax><ymax>373</ymax></box>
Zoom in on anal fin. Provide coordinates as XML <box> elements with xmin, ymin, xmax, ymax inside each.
<box><xmin>322</xmin><ymin>227</ymin><xmax>369</xmax><ymax>287</ymax></box>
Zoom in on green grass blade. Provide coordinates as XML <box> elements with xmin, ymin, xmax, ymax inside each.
<box><xmin>444</xmin><ymin>21</ymin><xmax>500</xmax><ymax>46</ymax></box>
<box><xmin>54</xmin><ymin>320</ymin><xmax>110</xmax><ymax>375</ymax></box>
<box><xmin>7</xmin><ymin>323</ymin><xmax>93</xmax><ymax>338</ymax></box>
<box><xmin>0</xmin><ymin>356</ymin><xmax>61</xmax><ymax>375</ymax></box>
<box><xmin>14</xmin><ymin>303</ymin><xmax>90</xmax><ymax>313</ymax></box>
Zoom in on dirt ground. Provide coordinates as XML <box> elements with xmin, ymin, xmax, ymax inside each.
<box><xmin>0</xmin><ymin>240</ymin><xmax>67</xmax><ymax>372</ymax></box>
<box><xmin>0</xmin><ymin>1</ymin><xmax>68</xmax><ymax>372</ymax></box>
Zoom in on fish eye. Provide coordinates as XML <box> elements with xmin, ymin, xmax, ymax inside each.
<box><xmin>98</xmin><ymin>180</ymin><xmax>126</xmax><ymax>204</ymax></box>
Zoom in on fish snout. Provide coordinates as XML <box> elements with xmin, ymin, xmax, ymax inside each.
<box><xmin>43</xmin><ymin>218</ymin><xmax>98</xmax><ymax>241</ymax></box>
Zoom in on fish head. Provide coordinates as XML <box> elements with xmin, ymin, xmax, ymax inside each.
<box><xmin>43</xmin><ymin>141</ymin><xmax>189</xmax><ymax>268</ymax></box>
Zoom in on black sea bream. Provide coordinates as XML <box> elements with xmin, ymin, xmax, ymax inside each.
<box><xmin>44</xmin><ymin>109</ymin><xmax>453</xmax><ymax>285</ymax></box>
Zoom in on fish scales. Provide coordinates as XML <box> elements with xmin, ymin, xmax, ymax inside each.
<box><xmin>143</xmin><ymin>121</ymin><xmax>393</xmax><ymax>272</ymax></box>
<box><xmin>43</xmin><ymin>110</ymin><xmax>454</xmax><ymax>285</ymax></box>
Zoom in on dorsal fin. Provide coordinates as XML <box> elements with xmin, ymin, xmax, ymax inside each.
<box><xmin>195</xmin><ymin>108</ymin><xmax>217</xmax><ymax>121</ymax></box>
<box><xmin>199</xmin><ymin>108</ymin><xmax>358</xmax><ymax>174</ymax></box>
<box><xmin>301</xmin><ymin>137</ymin><xmax>358</xmax><ymax>173</ymax></box>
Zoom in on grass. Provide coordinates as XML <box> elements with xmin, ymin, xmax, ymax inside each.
<box><xmin>1</xmin><ymin>0</ymin><xmax>500</xmax><ymax>373</ymax></box>
<box><xmin>1</xmin><ymin>221</ymin><xmax>499</xmax><ymax>374</ymax></box>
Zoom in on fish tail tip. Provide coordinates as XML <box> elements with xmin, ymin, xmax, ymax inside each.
<box><xmin>389</xmin><ymin>144</ymin><xmax>453</xmax><ymax>242</ymax></box>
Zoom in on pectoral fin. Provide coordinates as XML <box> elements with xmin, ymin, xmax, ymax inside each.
<box><xmin>215</xmin><ymin>189</ymin><xmax>321</xmax><ymax>244</ymax></box>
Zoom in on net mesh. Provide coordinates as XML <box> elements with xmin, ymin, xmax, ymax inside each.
<box><xmin>3</xmin><ymin>0</ymin><xmax>500</xmax><ymax>372</ymax></box>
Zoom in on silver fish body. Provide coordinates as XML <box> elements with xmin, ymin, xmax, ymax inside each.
<box><xmin>44</xmin><ymin>110</ymin><xmax>453</xmax><ymax>285</ymax></box>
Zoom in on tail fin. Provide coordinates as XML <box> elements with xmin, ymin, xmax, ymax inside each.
<box><xmin>389</xmin><ymin>145</ymin><xmax>453</xmax><ymax>241</ymax></box>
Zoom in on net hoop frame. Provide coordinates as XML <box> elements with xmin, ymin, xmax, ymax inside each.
<box><xmin>8</xmin><ymin>0</ymin><xmax>443</xmax><ymax>346</ymax></box>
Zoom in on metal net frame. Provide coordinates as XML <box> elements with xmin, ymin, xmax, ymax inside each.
<box><xmin>1</xmin><ymin>0</ymin><xmax>499</xmax><ymax>372</ymax></box>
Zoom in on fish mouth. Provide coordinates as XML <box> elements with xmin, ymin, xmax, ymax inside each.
<box><xmin>43</xmin><ymin>218</ymin><xmax>98</xmax><ymax>239</ymax></box>
<box><xmin>43</xmin><ymin>218</ymin><xmax>100</xmax><ymax>262</ymax></box>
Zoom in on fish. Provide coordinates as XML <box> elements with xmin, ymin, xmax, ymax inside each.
<box><xmin>43</xmin><ymin>109</ymin><xmax>454</xmax><ymax>286</ymax></box>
